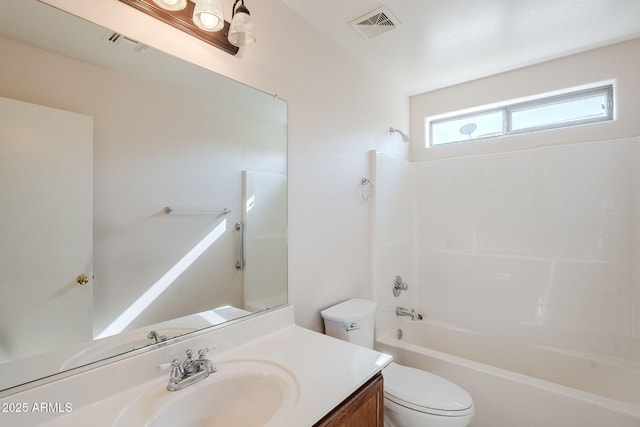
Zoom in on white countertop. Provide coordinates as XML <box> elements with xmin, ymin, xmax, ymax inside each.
<box><xmin>223</xmin><ymin>325</ymin><xmax>392</xmax><ymax>426</ymax></box>
<box><xmin>0</xmin><ymin>306</ymin><xmax>391</xmax><ymax>427</ymax></box>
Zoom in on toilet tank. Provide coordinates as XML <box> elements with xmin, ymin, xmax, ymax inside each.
<box><xmin>320</xmin><ymin>299</ymin><xmax>376</xmax><ymax>349</ymax></box>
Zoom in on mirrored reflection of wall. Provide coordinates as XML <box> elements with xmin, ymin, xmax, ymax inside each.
<box><xmin>243</xmin><ymin>171</ymin><xmax>288</xmax><ymax>311</ymax></box>
<box><xmin>0</xmin><ymin>33</ymin><xmax>287</xmax><ymax>342</ymax></box>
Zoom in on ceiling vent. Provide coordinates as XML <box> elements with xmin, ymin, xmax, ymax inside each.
<box><xmin>103</xmin><ymin>32</ymin><xmax>148</xmax><ymax>52</ymax></box>
<box><xmin>350</xmin><ymin>6</ymin><xmax>401</xmax><ymax>39</ymax></box>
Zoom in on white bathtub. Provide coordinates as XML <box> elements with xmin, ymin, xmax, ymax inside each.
<box><xmin>375</xmin><ymin>318</ymin><xmax>640</xmax><ymax>427</ymax></box>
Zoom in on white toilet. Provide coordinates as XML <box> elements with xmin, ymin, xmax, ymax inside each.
<box><xmin>321</xmin><ymin>299</ymin><xmax>474</xmax><ymax>427</ymax></box>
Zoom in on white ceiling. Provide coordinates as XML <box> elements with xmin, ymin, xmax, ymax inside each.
<box><xmin>281</xmin><ymin>0</ymin><xmax>640</xmax><ymax>96</ymax></box>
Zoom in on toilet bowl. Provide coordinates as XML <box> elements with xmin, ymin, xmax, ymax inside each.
<box><xmin>321</xmin><ymin>299</ymin><xmax>474</xmax><ymax>427</ymax></box>
<box><xmin>383</xmin><ymin>362</ymin><xmax>473</xmax><ymax>427</ymax></box>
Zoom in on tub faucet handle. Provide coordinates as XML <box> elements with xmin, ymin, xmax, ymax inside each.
<box><xmin>393</xmin><ymin>275</ymin><xmax>409</xmax><ymax>297</ymax></box>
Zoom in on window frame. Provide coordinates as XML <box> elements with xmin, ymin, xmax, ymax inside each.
<box><xmin>427</xmin><ymin>84</ymin><xmax>614</xmax><ymax>147</ymax></box>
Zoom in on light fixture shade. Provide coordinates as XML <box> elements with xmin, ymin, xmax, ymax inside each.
<box><xmin>228</xmin><ymin>3</ymin><xmax>256</xmax><ymax>47</ymax></box>
<box><xmin>151</xmin><ymin>0</ymin><xmax>187</xmax><ymax>11</ymax></box>
<box><xmin>193</xmin><ymin>0</ymin><xmax>224</xmax><ymax>32</ymax></box>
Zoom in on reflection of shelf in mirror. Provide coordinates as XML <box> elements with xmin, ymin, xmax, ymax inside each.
<box><xmin>164</xmin><ymin>206</ymin><xmax>231</xmax><ymax>215</ymax></box>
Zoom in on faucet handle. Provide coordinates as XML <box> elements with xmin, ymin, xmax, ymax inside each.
<box><xmin>166</xmin><ymin>359</ymin><xmax>184</xmax><ymax>391</ymax></box>
<box><xmin>169</xmin><ymin>359</ymin><xmax>182</xmax><ymax>381</ymax></box>
<box><xmin>197</xmin><ymin>347</ymin><xmax>217</xmax><ymax>373</ymax></box>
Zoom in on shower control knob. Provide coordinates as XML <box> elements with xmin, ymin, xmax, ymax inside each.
<box><xmin>393</xmin><ymin>275</ymin><xmax>408</xmax><ymax>297</ymax></box>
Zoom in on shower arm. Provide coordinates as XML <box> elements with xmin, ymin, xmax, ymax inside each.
<box><xmin>389</xmin><ymin>127</ymin><xmax>410</xmax><ymax>143</ymax></box>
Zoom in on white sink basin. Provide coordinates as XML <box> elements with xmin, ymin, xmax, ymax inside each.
<box><xmin>114</xmin><ymin>360</ymin><xmax>299</xmax><ymax>427</ymax></box>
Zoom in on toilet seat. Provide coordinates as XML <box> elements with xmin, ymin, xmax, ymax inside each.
<box><xmin>383</xmin><ymin>362</ymin><xmax>473</xmax><ymax>417</ymax></box>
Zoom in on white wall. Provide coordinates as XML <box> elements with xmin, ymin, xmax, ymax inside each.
<box><xmin>243</xmin><ymin>171</ymin><xmax>288</xmax><ymax>311</ymax></box>
<box><xmin>42</xmin><ymin>0</ymin><xmax>410</xmax><ymax>332</ymax></box>
<box><xmin>417</xmin><ymin>137</ymin><xmax>639</xmax><ymax>359</ymax></box>
<box><xmin>375</xmin><ymin>136</ymin><xmax>640</xmax><ymax>361</ymax></box>
<box><xmin>371</xmin><ymin>152</ymin><xmax>415</xmax><ymax>337</ymax></box>
<box><xmin>376</xmin><ymin>136</ymin><xmax>640</xmax><ymax>360</ymax></box>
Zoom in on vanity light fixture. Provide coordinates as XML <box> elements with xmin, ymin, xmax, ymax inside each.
<box><xmin>192</xmin><ymin>0</ymin><xmax>224</xmax><ymax>32</ymax></box>
<box><xmin>118</xmin><ymin>0</ymin><xmax>256</xmax><ymax>55</ymax></box>
<box><xmin>228</xmin><ymin>0</ymin><xmax>256</xmax><ymax>47</ymax></box>
<box><xmin>152</xmin><ymin>0</ymin><xmax>187</xmax><ymax>11</ymax></box>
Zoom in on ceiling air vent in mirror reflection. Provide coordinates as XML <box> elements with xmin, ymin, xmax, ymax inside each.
<box><xmin>104</xmin><ymin>32</ymin><xmax>148</xmax><ymax>53</ymax></box>
<box><xmin>350</xmin><ymin>6</ymin><xmax>401</xmax><ymax>39</ymax></box>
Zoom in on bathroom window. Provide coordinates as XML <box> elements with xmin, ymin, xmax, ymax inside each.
<box><xmin>427</xmin><ymin>84</ymin><xmax>613</xmax><ymax>146</ymax></box>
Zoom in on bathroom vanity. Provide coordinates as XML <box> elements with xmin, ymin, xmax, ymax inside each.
<box><xmin>0</xmin><ymin>306</ymin><xmax>391</xmax><ymax>426</ymax></box>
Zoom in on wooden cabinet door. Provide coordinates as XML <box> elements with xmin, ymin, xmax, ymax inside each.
<box><xmin>314</xmin><ymin>373</ymin><xmax>384</xmax><ymax>427</ymax></box>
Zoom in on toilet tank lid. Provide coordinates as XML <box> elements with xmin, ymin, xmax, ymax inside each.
<box><xmin>320</xmin><ymin>298</ymin><xmax>376</xmax><ymax>323</ymax></box>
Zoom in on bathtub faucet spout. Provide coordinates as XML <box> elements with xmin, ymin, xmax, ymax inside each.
<box><xmin>395</xmin><ymin>306</ymin><xmax>423</xmax><ymax>321</ymax></box>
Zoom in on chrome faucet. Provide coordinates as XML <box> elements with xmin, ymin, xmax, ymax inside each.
<box><xmin>395</xmin><ymin>306</ymin><xmax>423</xmax><ymax>320</ymax></box>
<box><xmin>167</xmin><ymin>348</ymin><xmax>216</xmax><ymax>391</ymax></box>
<box><xmin>147</xmin><ymin>330</ymin><xmax>167</xmax><ymax>343</ymax></box>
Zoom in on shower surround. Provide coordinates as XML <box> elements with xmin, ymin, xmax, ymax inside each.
<box><xmin>373</xmin><ymin>136</ymin><xmax>640</xmax><ymax>361</ymax></box>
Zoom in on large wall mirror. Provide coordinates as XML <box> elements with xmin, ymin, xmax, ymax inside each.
<box><xmin>0</xmin><ymin>0</ymin><xmax>287</xmax><ymax>394</ymax></box>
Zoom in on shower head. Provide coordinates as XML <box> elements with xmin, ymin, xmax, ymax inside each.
<box><xmin>389</xmin><ymin>127</ymin><xmax>410</xmax><ymax>143</ymax></box>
